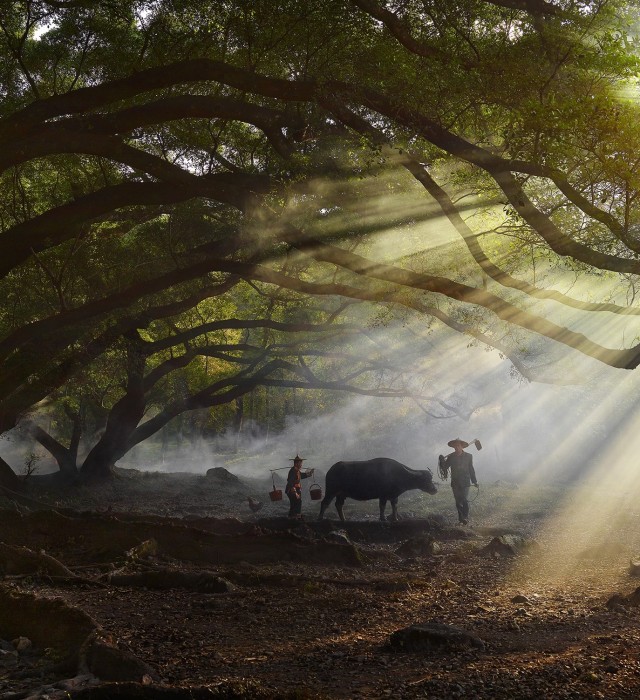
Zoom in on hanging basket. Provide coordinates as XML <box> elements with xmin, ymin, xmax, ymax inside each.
<box><xmin>269</xmin><ymin>471</ymin><xmax>283</xmax><ymax>501</ymax></box>
<box><xmin>309</xmin><ymin>483</ymin><xmax>322</xmax><ymax>501</ymax></box>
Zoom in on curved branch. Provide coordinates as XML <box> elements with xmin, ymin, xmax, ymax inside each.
<box><xmin>5</xmin><ymin>56</ymin><xmax>627</xmax><ymax>278</ymax></box>
<box><xmin>349</xmin><ymin>0</ymin><xmax>454</xmax><ymax>63</ymax></box>
<box><xmin>0</xmin><ymin>59</ymin><xmax>316</xmax><ymax>141</ymax></box>
<box><xmin>0</xmin><ymin>277</ymin><xmax>240</xmax><ymax>430</ymax></box>
<box><xmin>0</xmin><ymin>128</ymin><xmax>265</xmax><ymax>201</ymax></box>
<box><xmin>121</xmin><ymin>358</ymin><xmax>292</xmax><ymax>452</ymax></box>
<box><xmin>401</xmin><ymin>152</ymin><xmax>640</xmax><ymax>314</ymax></box>
<box><xmin>273</xmin><ymin>228</ymin><xmax>640</xmax><ymax>369</ymax></box>
<box><xmin>145</xmin><ymin>318</ymin><xmax>363</xmax><ymax>353</ymax></box>
<box><xmin>483</xmin><ymin>0</ymin><xmax>561</xmax><ymax>15</ymax></box>
<box><xmin>0</xmin><ymin>171</ymin><xmax>269</xmax><ymax>279</ymax></box>
<box><xmin>0</xmin><ymin>238</ymin><xmax>242</xmax><ymax>365</ymax></box>
<box><xmin>323</xmin><ymin>99</ymin><xmax>640</xmax><ymax>315</ymax></box>
<box><xmin>65</xmin><ymin>94</ymin><xmax>298</xmax><ymax>137</ymax></box>
<box><xmin>4</xmin><ymin>96</ymin><xmax>299</xmax><ymax>173</ymax></box>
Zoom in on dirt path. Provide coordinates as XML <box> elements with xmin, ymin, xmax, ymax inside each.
<box><xmin>2</xmin><ymin>472</ymin><xmax>640</xmax><ymax>699</ymax></box>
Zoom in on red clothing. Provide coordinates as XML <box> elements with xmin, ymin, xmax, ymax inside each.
<box><xmin>286</xmin><ymin>466</ymin><xmax>311</xmax><ymax>495</ymax></box>
<box><xmin>286</xmin><ymin>465</ymin><xmax>312</xmax><ymax>517</ymax></box>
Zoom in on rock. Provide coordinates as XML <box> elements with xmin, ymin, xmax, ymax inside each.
<box><xmin>606</xmin><ymin>586</ymin><xmax>640</xmax><ymax>610</ymax></box>
<box><xmin>511</xmin><ymin>594</ymin><xmax>530</xmax><ymax>604</ymax></box>
<box><xmin>387</xmin><ymin>622</ymin><xmax>485</xmax><ymax>653</ymax></box>
<box><xmin>480</xmin><ymin>535</ymin><xmax>538</xmax><ymax>558</ymax></box>
<box><xmin>325</xmin><ymin>530</ymin><xmax>351</xmax><ymax>545</ymax></box>
<box><xmin>629</xmin><ymin>559</ymin><xmax>640</xmax><ymax>576</ymax></box>
<box><xmin>395</xmin><ymin>534</ymin><xmax>441</xmax><ymax>557</ymax></box>
<box><xmin>0</xmin><ymin>639</ymin><xmax>14</xmax><ymax>652</ymax></box>
<box><xmin>11</xmin><ymin>636</ymin><xmax>32</xmax><ymax>652</ymax></box>
<box><xmin>126</xmin><ymin>538</ymin><xmax>158</xmax><ymax>560</ymax></box>
<box><xmin>205</xmin><ymin>467</ymin><xmax>240</xmax><ymax>483</ymax></box>
<box><xmin>606</xmin><ymin>593</ymin><xmax>626</xmax><ymax>610</ymax></box>
<box><xmin>108</xmin><ymin>569</ymin><xmax>236</xmax><ymax>593</ymax></box>
<box><xmin>625</xmin><ymin>586</ymin><xmax>640</xmax><ymax>605</ymax></box>
<box><xmin>578</xmin><ymin>541</ymin><xmax>629</xmax><ymax>560</ymax></box>
<box><xmin>81</xmin><ymin>631</ymin><xmax>159</xmax><ymax>683</ymax></box>
<box><xmin>0</xmin><ymin>542</ymin><xmax>77</xmax><ymax>577</ymax></box>
<box><xmin>0</xmin><ymin>587</ymin><xmax>96</xmax><ymax>665</ymax></box>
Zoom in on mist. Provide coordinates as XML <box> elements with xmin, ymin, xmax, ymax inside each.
<box><xmin>108</xmin><ymin>330</ymin><xmax>633</xmax><ymax>495</ymax></box>
<box><xmin>2</xmin><ymin>325</ymin><xmax>633</xmax><ymax>487</ymax></box>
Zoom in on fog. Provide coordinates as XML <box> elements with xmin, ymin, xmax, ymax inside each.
<box><xmin>109</xmin><ymin>330</ymin><xmax>634</xmax><ymax>496</ymax></box>
<box><xmin>5</xmin><ymin>159</ymin><xmax>640</xmax><ymax>583</ymax></box>
<box><xmin>2</xmin><ymin>324</ymin><xmax>635</xmax><ymax>490</ymax></box>
<box><xmin>4</xmin><ymin>313</ymin><xmax>640</xmax><ymax>586</ymax></box>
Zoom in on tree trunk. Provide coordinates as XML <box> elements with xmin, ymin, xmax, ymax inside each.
<box><xmin>0</xmin><ymin>456</ymin><xmax>23</xmax><ymax>493</ymax></box>
<box><xmin>65</xmin><ymin>407</ymin><xmax>82</xmax><ymax>466</ymax></box>
<box><xmin>264</xmin><ymin>385</ymin><xmax>270</xmax><ymax>447</ymax></box>
<box><xmin>81</xmin><ymin>337</ymin><xmax>147</xmax><ymax>480</ymax></box>
<box><xmin>80</xmin><ymin>434</ymin><xmax>124</xmax><ymax>480</ymax></box>
<box><xmin>24</xmin><ymin>421</ymin><xmax>78</xmax><ymax>478</ymax></box>
<box><xmin>161</xmin><ymin>425</ymin><xmax>169</xmax><ymax>466</ymax></box>
<box><xmin>233</xmin><ymin>397</ymin><xmax>244</xmax><ymax>453</ymax></box>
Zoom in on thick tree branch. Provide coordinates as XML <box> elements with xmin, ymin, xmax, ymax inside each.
<box><xmin>144</xmin><ymin>319</ymin><xmax>362</xmax><ymax>353</ymax></box>
<box><xmin>323</xmin><ymin>100</ymin><xmax>640</xmax><ymax>315</ymax></box>
<box><xmin>0</xmin><ymin>171</ymin><xmax>267</xmax><ymax>278</ymax></box>
<box><xmin>271</xmin><ymin>229</ymin><xmax>640</xmax><ymax>368</ymax></box>
<box><xmin>483</xmin><ymin>0</ymin><xmax>561</xmax><ymax>16</ymax></box>
<box><xmin>0</xmin><ymin>59</ymin><xmax>317</xmax><ymax>142</ymax></box>
<box><xmin>349</xmin><ymin>0</ymin><xmax>454</xmax><ymax>62</ymax></box>
<box><xmin>4</xmin><ymin>56</ymin><xmax>629</xmax><ymax>279</ymax></box>
<box><xmin>0</xmin><ymin>239</ymin><xmax>242</xmax><ymax>364</ymax></box>
<box><xmin>0</xmin><ymin>278</ymin><xmax>240</xmax><ymax>431</ymax></box>
<box><xmin>21</xmin><ymin>420</ymin><xmax>78</xmax><ymax>475</ymax></box>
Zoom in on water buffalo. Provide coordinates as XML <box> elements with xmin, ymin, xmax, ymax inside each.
<box><xmin>318</xmin><ymin>458</ymin><xmax>438</xmax><ymax>522</ymax></box>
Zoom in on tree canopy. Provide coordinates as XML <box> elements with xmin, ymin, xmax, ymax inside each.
<box><xmin>1</xmin><ymin>0</ymin><xmax>640</xmax><ymax>481</ymax></box>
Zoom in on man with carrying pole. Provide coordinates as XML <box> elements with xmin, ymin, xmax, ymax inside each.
<box><xmin>438</xmin><ymin>438</ymin><xmax>480</xmax><ymax>525</ymax></box>
<box><xmin>285</xmin><ymin>454</ymin><xmax>315</xmax><ymax>520</ymax></box>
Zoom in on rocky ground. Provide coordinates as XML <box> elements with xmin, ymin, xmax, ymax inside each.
<box><xmin>2</xmin><ymin>467</ymin><xmax>640</xmax><ymax>699</ymax></box>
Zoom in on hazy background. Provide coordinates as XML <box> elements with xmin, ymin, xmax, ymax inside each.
<box><xmin>2</xmin><ymin>328</ymin><xmax>629</xmax><ymax>491</ymax></box>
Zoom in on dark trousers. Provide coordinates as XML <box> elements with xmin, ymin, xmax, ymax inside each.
<box><xmin>288</xmin><ymin>490</ymin><xmax>302</xmax><ymax>517</ymax></box>
<box><xmin>452</xmin><ymin>484</ymin><xmax>470</xmax><ymax>522</ymax></box>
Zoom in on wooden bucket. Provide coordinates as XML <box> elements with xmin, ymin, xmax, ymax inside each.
<box><xmin>309</xmin><ymin>483</ymin><xmax>322</xmax><ymax>501</ymax></box>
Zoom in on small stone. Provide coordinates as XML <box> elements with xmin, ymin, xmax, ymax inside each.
<box><xmin>11</xmin><ymin>637</ymin><xmax>31</xmax><ymax>652</ymax></box>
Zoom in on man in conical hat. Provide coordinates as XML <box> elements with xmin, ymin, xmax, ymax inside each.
<box><xmin>285</xmin><ymin>455</ymin><xmax>315</xmax><ymax>519</ymax></box>
<box><xmin>441</xmin><ymin>438</ymin><xmax>478</xmax><ymax>525</ymax></box>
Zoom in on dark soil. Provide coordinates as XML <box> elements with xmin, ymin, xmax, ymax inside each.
<box><xmin>2</xmin><ymin>469</ymin><xmax>640</xmax><ymax>699</ymax></box>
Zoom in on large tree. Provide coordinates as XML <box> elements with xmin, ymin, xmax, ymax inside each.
<box><xmin>2</xmin><ymin>0</ymin><xmax>640</xmax><ymax>483</ymax></box>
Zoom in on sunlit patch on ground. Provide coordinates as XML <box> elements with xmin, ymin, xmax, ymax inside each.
<box><xmin>509</xmin><ymin>420</ymin><xmax>640</xmax><ymax>590</ymax></box>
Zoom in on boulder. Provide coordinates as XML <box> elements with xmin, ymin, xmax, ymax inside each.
<box><xmin>480</xmin><ymin>535</ymin><xmax>538</xmax><ymax>558</ymax></box>
<box><xmin>205</xmin><ymin>467</ymin><xmax>240</xmax><ymax>483</ymax></box>
<box><xmin>387</xmin><ymin>622</ymin><xmax>485</xmax><ymax>652</ymax></box>
<box><xmin>395</xmin><ymin>534</ymin><xmax>441</xmax><ymax>558</ymax></box>
<box><xmin>606</xmin><ymin>586</ymin><xmax>640</xmax><ymax>610</ymax></box>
